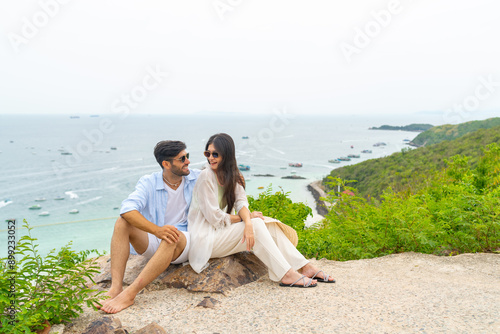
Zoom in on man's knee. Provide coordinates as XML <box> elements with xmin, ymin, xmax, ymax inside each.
<box><xmin>176</xmin><ymin>232</ymin><xmax>187</xmax><ymax>251</ymax></box>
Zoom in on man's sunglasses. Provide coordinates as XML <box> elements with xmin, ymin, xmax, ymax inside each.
<box><xmin>170</xmin><ymin>153</ymin><xmax>189</xmax><ymax>163</ymax></box>
<box><xmin>204</xmin><ymin>151</ymin><xmax>219</xmax><ymax>158</ymax></box>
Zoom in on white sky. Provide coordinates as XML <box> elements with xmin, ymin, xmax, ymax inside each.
<box><xmin>1</xmin><ymin>0</ymin><xmax>499</xmax><ymax>121</ymax></box>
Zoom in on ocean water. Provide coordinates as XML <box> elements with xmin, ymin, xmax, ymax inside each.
<box><xmin>0</xmin><ymin>113</ymin><xmax>444</xmax><ymax>257</ymax></box>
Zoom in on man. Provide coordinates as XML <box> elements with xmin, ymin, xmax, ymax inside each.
<box><xmin>100</xmin><ymin>140</ymin><xmax>200</xmax><ymax>314</ymax></box>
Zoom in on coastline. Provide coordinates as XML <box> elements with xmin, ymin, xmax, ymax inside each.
<box><xmin>306</xmin><ymin>180</ymin><xmax>329</xmax><ymax>216</ymax></box>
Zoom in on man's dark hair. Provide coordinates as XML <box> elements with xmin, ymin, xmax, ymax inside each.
<box><xmin>154</xmin><ymin>140</ymin><xmax>186</xmax><ymax>169</ymax></box>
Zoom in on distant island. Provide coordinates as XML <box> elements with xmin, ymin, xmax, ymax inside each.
<box><xmin>369</xmin><ymin>124</ymin><xmax>433</xmax><ymax>132</ymax></box>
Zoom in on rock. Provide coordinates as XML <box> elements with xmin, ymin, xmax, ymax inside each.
<box><xmin>82</xmin><ymin>316</ymin><xmax>122</xmax><ymax>334</ymax></box>
<box><xmin>196</xmin><ymin>296</ymin><xmax>220</xmax><ymax>308</ymax></box>
<box><xmin>133</xmin><ymin>322</ymin><xmax>167</xmax><ymax>334</ymax></box>
<box><xmin>307</xmin><ymin>180</ymin><xmax>330</xmax><ymax>216</ymax></box>
<box><xmin>92</xmin><ymin>252</ymin><xmax>267</xmax><ymax>295</ymax></box>
<box><xmin>48</xmin><ymin>324</ymin><xmax>65</xmax><ymax>334</ymax></box>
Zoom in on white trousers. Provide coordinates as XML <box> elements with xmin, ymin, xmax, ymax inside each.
<box><xmin>211</xmin><ymin>218</ymin><xmax>309</xmax><ymax>281</ymax></box>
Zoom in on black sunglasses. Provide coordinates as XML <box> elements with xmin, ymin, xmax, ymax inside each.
<box><xmin>204</xmin><ymin>151</ymin><xmax>219</xmax><ymax>158</ymax></box>
<box><xmin>170</xmin><ymin>153</ymin><xmax>189</xmax><ymax>163</ymax></box>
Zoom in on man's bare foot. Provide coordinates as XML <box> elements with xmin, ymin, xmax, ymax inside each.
<box><xmin>94</xmin><ymin>287</ymin><xmax>123</xmax><ymax>309</ymax></box>
<box><xmin>300</xmin><ymin>263</ymin><xmax>335</xmax><ymax>283</ymax></box>
<box><xmin>101</xmin><ymin>288</ymin><xmax>136</xmax><ymax>314</ymax></box>
<box><xmin>280</xmin><ymin>269</ymin><xmax>317</xmax><ymax>287</ymax></box>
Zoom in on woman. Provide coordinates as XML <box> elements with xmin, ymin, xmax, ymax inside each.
<box><xmin>188</xmin><ymin>133</ymin><xmax>335</xmax><ymax>287</ymax></box>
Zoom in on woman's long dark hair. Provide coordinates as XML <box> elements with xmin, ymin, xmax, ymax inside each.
<box><xmin>205</xmin><ymin>133</ymin><xmax>245</xmax><ymax>213</ymax></box>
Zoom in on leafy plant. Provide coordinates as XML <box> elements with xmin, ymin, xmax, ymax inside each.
<box><xmin>0</xmin><ymin>220</ymin><xmax>105</xmax><ymax>334</ymax></box>
<box><xmin>247</xmin><ymin>185</ymin><xmax>312</xmax><ymax>231</ymax></box>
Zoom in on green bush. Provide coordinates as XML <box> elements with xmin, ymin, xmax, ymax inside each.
<box><xmin>0</xmin><ymin>220</ymin><xmax>105</xmax><ymax>334</ymax></box>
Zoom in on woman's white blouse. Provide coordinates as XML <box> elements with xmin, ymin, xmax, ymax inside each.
<box><xmin>188</xmin><ymin>165</ymin><xmax>249</xmax><ymax>273</ymax></box>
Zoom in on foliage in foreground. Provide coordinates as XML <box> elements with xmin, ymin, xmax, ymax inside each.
<box><xmin>0</xmin><ymin>220</ymin><xmax>105</xmax><ymax>334</ymax></box>
<box><xmin>250</xmin><ymin>144</ymin><xmax>500</xmax><ymax>262</ymax></box>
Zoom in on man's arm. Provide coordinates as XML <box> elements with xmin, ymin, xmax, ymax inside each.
<box><xmin>121</xmin><ymin>210</ymin><xmax>180</xmax><ymax>243</ymax></box>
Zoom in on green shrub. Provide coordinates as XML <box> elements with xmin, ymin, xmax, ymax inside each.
<box><xmin>0</xmin><ymin>220</ymin><xmax>105</xmax><ymax>334</ymax></box>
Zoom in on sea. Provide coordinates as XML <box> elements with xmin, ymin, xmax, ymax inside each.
<box><xmin>0</xmin><ymin>112</ymin><xmax>448</xmax><ymax>257</ymax></box>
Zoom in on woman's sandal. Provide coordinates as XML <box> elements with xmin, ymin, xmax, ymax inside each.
<box><xmin>311</xmin><ymin>270</ymin><xmax>336</xmax><ymax>283</ymax></box>
<box><xmin>279</xmin><ymin>275</ymin><xmax>317</xmax><ymax>288</ymax></box>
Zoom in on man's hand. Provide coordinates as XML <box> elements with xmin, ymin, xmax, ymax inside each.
<box><xmin>250</xmin><ymin>211</ymin><xmax>264</xmax><ymax>219</ymax></box>
<box><xmin>154</xmin><ymin>225</ymin><xmax>181</xmax><ymax>243</ymax></box>
<box><xmin>241</xmin><ymin>222</ymin><xmax>255</xmax><ymax>251</ymax></box>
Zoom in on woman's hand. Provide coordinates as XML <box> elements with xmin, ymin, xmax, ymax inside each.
<box><xmin>250</xmin><ymin>211</ymin><xmax>264</xmax><ymax>219</ymax></box>
<box><xmin>242</xmin><ymin>222</ymin><xmax>255</xmax><ymax>251</ymax></box>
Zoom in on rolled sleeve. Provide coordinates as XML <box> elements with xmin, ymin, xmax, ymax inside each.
<box><xmin>234</xmin><ymin>183</ymin><xmax>249</xmax><ymax>213</ymax></box>
<box><xmin>120</xmin><ymin>175</ymin><xmax>150</xmax><ymax>215</ymax></box>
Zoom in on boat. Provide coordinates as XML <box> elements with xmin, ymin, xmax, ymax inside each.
<box><xmin>328</xmin><ymin>159</ymin><xmax>341</xmax><ymax>163</ymax></box>
<box><xmin>70</xmin><ymin>116</ymin><xmax>80</xmax><ymax>119</ymax></box>
<box><xmin>338</xmin><ymin>157</ymin><xmax>351</xmax><ymax>161</ymax></box>
<box><xmin>54</xmin><ymin>196</ymin><xmax>65</xmax><ymax>200</ymax></box>
<box><xmin>35</xmin><ymin>197</ymin><xmax>46</xmax><ymax>202</ymax></box>
<box><xmin>29</xmin><ymin>205</ymin><xmax>42</xmax><ymax>210</ymax></box>
<box><xmin>373</xmin><ymin>142</ymin><xmax>387</xmax><ymax>147</ymax></box>
<box><xmin>253</xmin><ymin>174</ymin><xmax>274</xmax><ymax>177</ymax></box>
<box><xmin>288</xmin><ymin>163</ymin><xmax>303</xmax><ymax>167</ymax></box>
<box><xmin>69</xmin><ymin>209</ymin><xmax>79</xmax><ymax>214</ymax></box>
<box><xmin>61</xmin><ymin>152</ymin><xmax>72</xmax><ymax>155</ymax></box>
<box><xmin>347</xmin><ymin>154</ymin><xmax>360</xmax><ymax>158</ymax></box>
<box><xmin>257</xmin><ymin>186</ymin><xmax>264</xmax><ymax>189</ymax></box>
<box><xmin>238</xmin><ymin>164</ymin><xmax>250</xmax><ymax>171</ymax></box>
<box><xmin>38</xmin><ymin>211</ymin><xmax>50</xmax><ymax>216</ymax></box>
<box><xmin>242</xmin><ymin>136</ymin><xmax>249</xmax><ymax>139</ymax></box>
<box><xmin>361</xmin><ymin>150</ymin><xmax>372</xmax><ymax>154</ymax></box>
<box><xmin>403</xmin><ymin>139</ymin><xmax>411</xmax><ymax>142</ymax></box>
<box><xmin>110</xmin><ymin>147</ymin><xmax>117</xmax><ymax>150</ymax></box>
<box><xmin>279</xmin><ymin>167</ymin><xmax>287</xmax><ymax>169</ymax></box>
<box><xmin>281</xmin><ymin>175</ymin><xmax>306</xmax><ymax>179</ymax></box>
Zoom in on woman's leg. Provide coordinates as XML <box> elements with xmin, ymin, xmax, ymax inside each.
<box><xmin>211</xmin><ymin>218</ymin><xmax>291</xmax><ymax>282</ymax></box>
<box><xmin>266</xmin><ymin>221</ymin><xmax>336</xmax><ymax>283</ymax></box>
<box><xmin>265</xmin><ymin>222</ymin><xmax>309</xmax><ymax>271</ymax></box>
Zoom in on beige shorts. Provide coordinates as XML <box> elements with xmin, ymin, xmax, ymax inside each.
<box><xmin>140</xmin><ymin>230</ymin><xmax>190</xmax><ymax>264</ymax></box>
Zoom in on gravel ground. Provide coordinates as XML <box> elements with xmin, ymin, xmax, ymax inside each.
<box><xmin>65</xmin><ymin>252</ymin><xmax>499</xmax><ymax>334</ymax></box>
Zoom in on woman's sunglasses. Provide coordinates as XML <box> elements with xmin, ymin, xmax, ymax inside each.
<box><xmin>204</xmin><ymin>151</ymin><xmax>219</xmax><ymax>158</ymax></box>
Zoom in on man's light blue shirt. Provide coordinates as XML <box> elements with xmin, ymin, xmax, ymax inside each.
<box><xmin>120</xmin><ymin>168</ymin><xmax>201</xmax><ymax>233</ymax></box>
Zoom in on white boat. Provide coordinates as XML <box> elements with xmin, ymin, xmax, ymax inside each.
<box><xmin>69</xmin><ymin>209</ymin><xmax>79</xmax><ymax>214</ymax></box>
<box><xmin>54</xmin><ymin>196</ymin><xmax>65</xmax><ymax>200</ymax></box>
<box><xmin>29</xmin><ymin>205</ymin><xmax>42</xmax><ymax>210</ymax></box>
<box><xmin>39</xmin><ymin>211</ymin><xmax>50</xmax><ymax>216</ymax></box>
<box><xmin>35</xmin><ymin>197</ymin><xmax>46</xmax><ymax>202</ymax></box>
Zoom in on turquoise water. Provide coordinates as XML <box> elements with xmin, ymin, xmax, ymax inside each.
<box><xmin>0</xmin><ymin>113</ymin><xmax>442</xmax><ymax>256</ymax></box>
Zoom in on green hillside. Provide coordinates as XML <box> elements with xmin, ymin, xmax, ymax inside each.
<box><xmin>325</xmin><ymin>124</ymin><xmax>500</xmax><ymax>199</ymax></box>
<box><xmin>411</xmin><ymin>117</ymin><xmax>500</xmax><ymax>146</ymax></box>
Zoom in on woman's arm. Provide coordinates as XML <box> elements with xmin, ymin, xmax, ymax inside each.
<box><xmin>238</xmin><ymin>206</ymin><xmax>255</xmax><ymax>251</ymax></box>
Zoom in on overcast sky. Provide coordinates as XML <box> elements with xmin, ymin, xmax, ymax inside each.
<box><xmin>1</xmin><ymin>0</ymin><xmax>499</xmax><ymax>122</ymax></box>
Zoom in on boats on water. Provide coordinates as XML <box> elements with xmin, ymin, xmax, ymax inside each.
<box><xmin>242</xmin><ymin>136</ymin><xmax>249</xmax><ymax>139</ymax></box>
<box><xmin>238</xmin><ymin>164</ymin><xmax>250</xmax><ymax>171</ymax></box>
<box><xmin>257</xmin><ymin>186</ymin><xmax>264</xmax><ymax>189</ymax></box>
<box><xmin>373</xmin><ymin>142</ymin><xmax>387</xmax><ymax>147</ymax></box>
<box><xmin>29</xmin><ymin>205</ymin><xmax>42</xmax><ymax>210</ymax></box>
<box><xmin>253</xmin><ymin>174</ymin><xmax>274</xmax><ymax>177</ymax></box>
<box><xmin>279</xmin><ymin>167</ymin><xmax>287</xmax><ymax>169</ymax></box>
<box><xmin>328</xmin><ymin>159</ymin><xmax>341</xmax><ymax>163</ymax></box>
<box><xmin>361</xmin><ymin>150</ymin><xmax>372</xmax><ymax>153</ymax></box>
<box><xmin>288</xmin><ymin>163</ymin><xmax>303</xmax><ymax>167</ymax></box>
<box><xmin>61</xmin><ymin>152</ymin><xmax>72</xmax><ymax>155</ymax></box>
<box><xmin>347</xmin><ymin>154</ymin><xmax>360</xmax><ymax>158</ymax></box>
<box><xmin>338</xmin><ymin>157</ymin><xmax>351</xmax><ymax>161</ymax></box>
<box><xmin>35</xmin><ymin>197</ymin><xmax>46</xmax><ymax>202</ymax></box>
<box><xmin>110</xmin><ymin>147</ymin><xmax>117</xmax><ymax>150</ymax></box>
<box><xmin>69</xmin><ymin>209</ymin><xmax>79</xmax><ymax>214</ymax></box>
<box><xmin>38</xmin><ymin>211</ymin><xmax>50</xmax><ymax>216</ymax></box>
<box><xmin>54</xmin><ymin>196</ymin><xmax>65</xmax><ymax>200</ymax></box>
